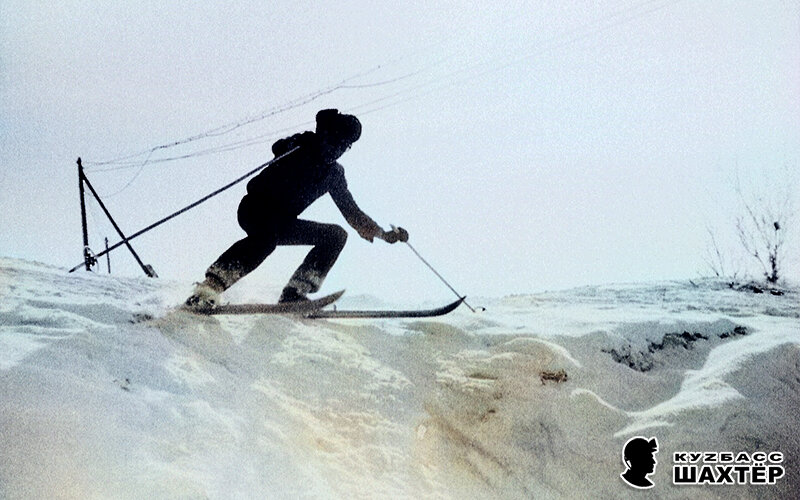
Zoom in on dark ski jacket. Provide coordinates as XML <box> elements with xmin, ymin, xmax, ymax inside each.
<box><xmin>238</xmin><ymin>131</ymin><xmax>380</xmax><ymax>236</ymax></box>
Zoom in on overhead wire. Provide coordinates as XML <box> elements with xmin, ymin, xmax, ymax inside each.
<box><xmin>93</xmin><ymin>0</ymin><xmax>680</xmax><ymax>174</ymax></box>
<box><xmin>82</xmin><ymin>0</ymin><xmax>684</xmax><ymax>199</ymax></box>
<box><xmin>80</xmin><ymin>6</ymin><xmax>517</xmax><ymax>173</ymax></box>
<box><xmin>82</xmin><ymin>62</ymin><xmax>425</xmax><ymax>170</ymax></box>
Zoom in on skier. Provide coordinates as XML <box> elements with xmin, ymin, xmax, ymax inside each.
<box><xmin>185</xmin><ymin>109</ymin><xmax>408</xmax><ymax>309</ymax></box>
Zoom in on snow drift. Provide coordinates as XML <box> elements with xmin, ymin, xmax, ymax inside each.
<box><xmin>1</xmin><ymin>257</ymin><xmax>798</xmax><ymax>499</ymax></box>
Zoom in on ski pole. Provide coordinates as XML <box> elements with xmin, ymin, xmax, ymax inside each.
<box><xmin>393</xmin><ymin>227</ymin><xmax>482</xmax><ymax>313</ymax></box>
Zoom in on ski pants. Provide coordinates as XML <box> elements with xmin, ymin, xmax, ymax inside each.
<box><xmin>205</xmin><ymin>219</ymin><xmax>348</xmax><ymax>294</ymax></box>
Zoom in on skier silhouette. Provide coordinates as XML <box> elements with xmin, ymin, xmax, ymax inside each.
<box><xmin>620</xmin><ymin>436</ymin><xmax>658</xmax><ymax>489</ymax></box>
<box><xmin>186</xmin><ymin>109</ymin><xmax>408</xmax><ymax>309</ymax></box>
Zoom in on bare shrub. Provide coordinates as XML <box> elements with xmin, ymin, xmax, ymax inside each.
<box><xmin>734</xmin><ymin>178</ymin><xmax>793</xmax><ymax>284</ymax></box>
<box><xmin>703</xmin><ymin>166</ymin><xmax>795</xmax><ymax>287</ymax></box>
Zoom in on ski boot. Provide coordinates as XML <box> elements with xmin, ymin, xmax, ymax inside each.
<box><xmin>184</xmin><ymin>279</ymin><xmax>223</xmax><ymax>311</ymax></box>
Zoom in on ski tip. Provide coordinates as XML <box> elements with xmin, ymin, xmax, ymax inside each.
<box><xmin>456</xmin><ymin>296</ymin><xmax>486</xmax><ymax>313</ymax></box>
<box><xmin>447</xmin><ymin>296</ymin><xmax>466</xmax><ymax>312</ymax></box>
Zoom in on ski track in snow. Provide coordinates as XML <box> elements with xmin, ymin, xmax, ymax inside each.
<box><xmin>0</xmin><ymin>257</ymin><xmax>798</xmax><ymax>499</ymax></box>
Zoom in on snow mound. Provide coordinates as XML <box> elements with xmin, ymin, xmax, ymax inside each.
<box><xmin>1</xmin><ymin>258</ymin><xmax>798</xmax><ymax>498</ymax></box>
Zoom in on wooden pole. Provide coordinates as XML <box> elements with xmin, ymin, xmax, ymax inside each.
<box><xmin>105</xmin><ymin>237</ymin><xmax>111</xmax><ymax>273</ymax></box>
<box><xmin>79</xmin><ymin>167</ymin><xmax>156</xmax><ymax>277</ymax></box>
<box><xmin>78</xmin><ymin>158</ymin><xmax>92</xmax><ymax>271</ymax></box>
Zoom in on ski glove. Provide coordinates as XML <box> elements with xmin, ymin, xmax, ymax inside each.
<box><xmin>382</xmin><ymin>226</ymin><xmax>409</xmax><ymax>244</ymax></box>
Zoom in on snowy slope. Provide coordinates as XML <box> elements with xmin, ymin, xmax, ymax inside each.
<box><xmin>1</xmin><ymin>257</ymin><xmax>798</xmax><ymax>499</ymax></box>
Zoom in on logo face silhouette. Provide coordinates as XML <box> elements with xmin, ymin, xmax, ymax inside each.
<box><xmin>621</xmin><ymin>436</ymin><xmax>659</xmax><ymax>489</ymax></box>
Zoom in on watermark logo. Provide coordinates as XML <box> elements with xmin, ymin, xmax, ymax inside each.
<box><xmin>620</xmin><ymin>436</ymin><xmax>659</xmax><ymax>489</ymax></box>
<box><xmin>673</xmin><ymin>451</ymin><xmax>785</xmax><ymax>486</ymax></box>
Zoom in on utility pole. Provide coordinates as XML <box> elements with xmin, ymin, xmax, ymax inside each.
<box><xmin>78</xmin><ymin>158</ymin><xmax>94</xmax><ymax>271</ymax></box>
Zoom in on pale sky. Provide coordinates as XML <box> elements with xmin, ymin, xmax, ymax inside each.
<box><xmin>2</xmin><ymin>1</ymin><xmax>799</xmax><ymax>302</ymax></box>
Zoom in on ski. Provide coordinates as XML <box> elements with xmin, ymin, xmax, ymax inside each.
<box><xmin>307</xmin><ymin>297</ymin><xmax>465</xmax><ymax>319</ymax></box>
<box><xmin>196</xmin><ymin>290</ymin><xmax>345</xmax><ymax>315</ymax></box>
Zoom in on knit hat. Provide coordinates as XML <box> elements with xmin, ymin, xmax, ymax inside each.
<box><xmin>315</xmin><ymin>109</ymin><xmax>361</xmax><ymax>143</ymax></box>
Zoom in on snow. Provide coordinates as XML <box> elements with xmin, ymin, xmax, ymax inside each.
<box><xmin>1</xmin><ymin>256</ymin><xmax>798</xmax><ymax>499</ymax></box>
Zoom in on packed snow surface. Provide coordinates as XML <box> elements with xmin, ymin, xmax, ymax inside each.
<box><xmin>1</xmin><ymin>257</ymin><xmax>798</xmax><ymax>499</ymax></box>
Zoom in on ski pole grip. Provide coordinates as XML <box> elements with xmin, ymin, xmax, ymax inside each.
<box><xmin>389</xmin><ymin>225</ymin><xmax>409</xmax><ymax>243</ymax></box>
